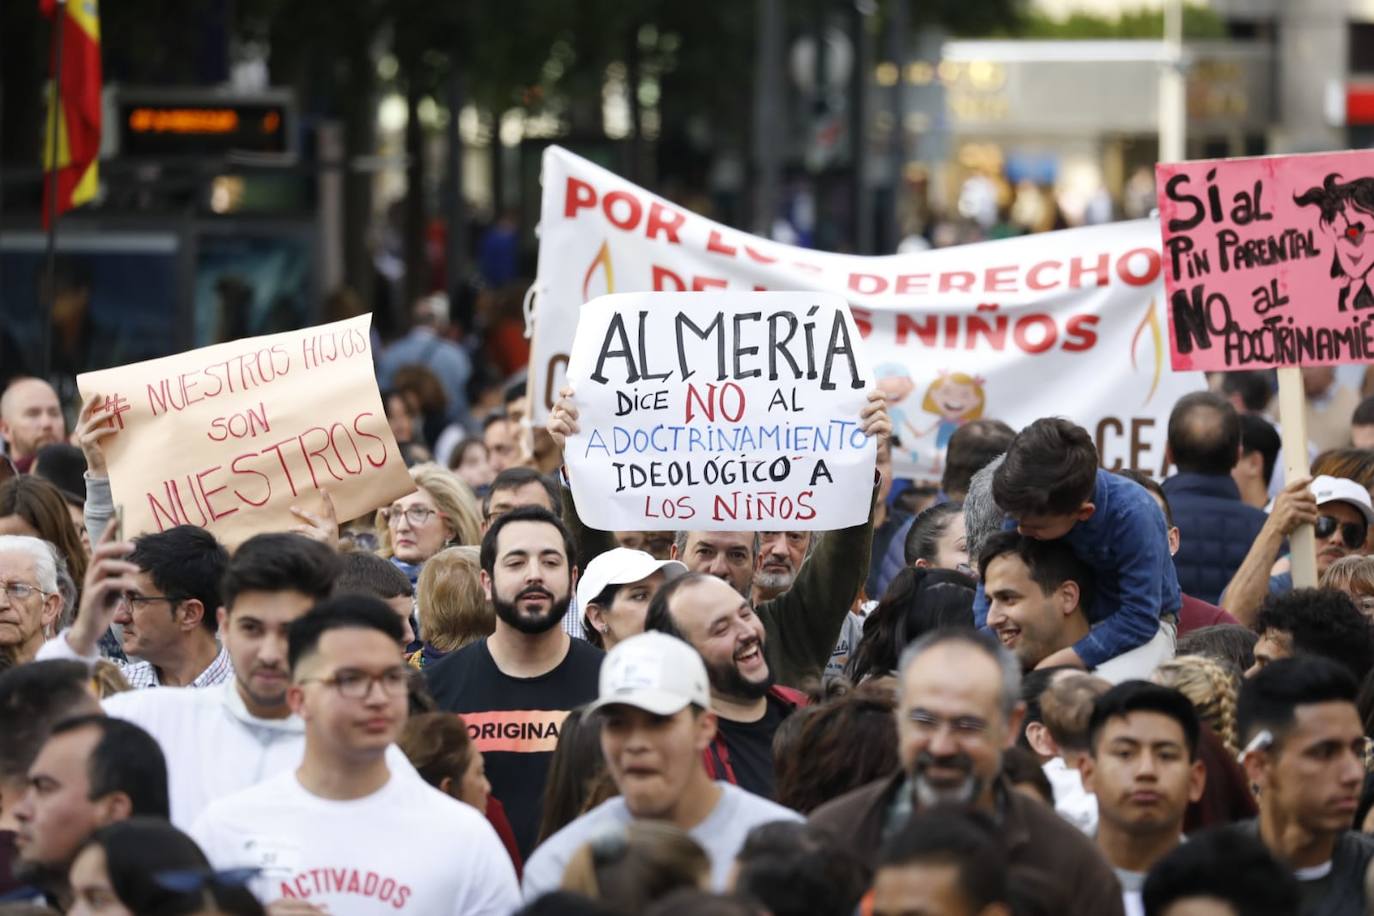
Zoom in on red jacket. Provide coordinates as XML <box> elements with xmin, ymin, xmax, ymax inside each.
<box><xmin>702</xmin><ymin>685</ymin><xmax>808</xmax><ymax>784</ymax></box>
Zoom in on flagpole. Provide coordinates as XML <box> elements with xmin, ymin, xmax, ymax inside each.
<box><xmin>42</xmin><ymin>0</ymin><xmax>66</xmax><ymax>382</ymax></box>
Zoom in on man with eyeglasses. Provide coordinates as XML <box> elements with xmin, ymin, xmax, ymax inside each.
<box><xmin>1231</xmin><ymin>655</ymin><xmax>1374</xmax><ymax>915</ymax></box>
<box><xmin>1222</xmin><ymin>475</ymin><xmax>1374</xmax><ymax>625</ymax></box>
<box><xmin>38</xmin><ymin>525</ymin><xmax>231</xmax><ymax>688</ymax></box>
<box><xmin>192</xmin><ymin>595</ymin><xmax>520</xmax><ymax>915</ymax></box>
<box><xmin>1244</xmin><ymin>588</ymin><xmax>1374</xmax><ymax>682</ymax></box>
<box><xmin>0</xmin><ymin>536</ymin><xmax>63</xmax><ymax>665</ymax></box>
<box><xmin>808</xmin><ymin>629</ymin><xmax>1124</xmax><ymax>915</ymax></box>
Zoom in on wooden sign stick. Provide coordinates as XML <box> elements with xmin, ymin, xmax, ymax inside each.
<box><xmin>1277</xmin><ymin>366</ymin><xmax>1317</xmax><ymax>588</ymax></box>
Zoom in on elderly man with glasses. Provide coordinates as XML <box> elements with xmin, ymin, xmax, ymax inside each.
<box><xmin>0</xmin><ymin>535</ymin><xmax>64</xmax><ymax>664</ymax></box>
<box><xmin>38</xmin><ymin>525</ymin><xmax>231</xmax><ymax>688</ymax></box>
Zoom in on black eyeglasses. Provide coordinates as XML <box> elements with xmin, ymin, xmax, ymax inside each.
<box><xmin>1315</xmin><ymin>515</ymin><xmax>1368</xmax><ymax>547</ymax></box>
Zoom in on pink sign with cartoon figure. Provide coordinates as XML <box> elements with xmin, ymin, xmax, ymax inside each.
<box><xmin>1157</xmin><ymin>149</ymin><xmax>1374</xmax><ymax>372</ymax></box>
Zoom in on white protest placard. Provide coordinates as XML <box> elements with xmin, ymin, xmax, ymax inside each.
<box><xmin>77</xmin><ymin>314</ymin><xmax>415</xmax><ymax>546</ymax></box>
<box><xmin>531</xmin><ymin>146</ymin><xmax>1208</xmax><ymax>481</ymax></box>
<box><xmin>564</xmin><ymin>291</ymin><xmax>876</xmax><ymax>531</ymax></box>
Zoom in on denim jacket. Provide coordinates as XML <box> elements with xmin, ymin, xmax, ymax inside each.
<box><xmin>974</xmin><ymin>469</ymin><xmax>1181</xmax><ymax>668</ymax></box>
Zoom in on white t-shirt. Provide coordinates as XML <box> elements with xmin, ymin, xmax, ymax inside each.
<box><xmin>1043</xmin><ymin>757</ymin><xmax>1098</xmax><ymax>836</ymax></box>
<box><xmin>521</xmin><ymin>782</ymin><xmax>802</xmax><ymax>900</ymax></box>
<box><xmin>192</xmin><ymin>769</ymin><xmax>520</xmax><ymax>916</ymax></box>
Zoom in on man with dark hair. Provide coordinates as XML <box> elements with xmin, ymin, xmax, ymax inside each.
<box><xmin>40</xmin><ymin>525</ymin><xmax>231</xmax><ymax>688</ymax></box>
<box><xmin>1232</xmin><ymin>656</ymin><xmax>1374</xmax><ymax>914</ymax></box>
<box><xmin>482</xmin><ymin>466</ymin><xmax>561</xmax><ymax>530</ymax></box>
<box><xmin>193</xmin><ymin>596</ymin><xmax>520</xmax><ymax>914</ymax></box>
<box><xmin>1117</xmin><ymin>469</ymin><xmax>1239</xmax><ymax>635</ymax></box>
<box><xmin>1082</xmin><ymin>682</ymin><xmax>1207</xmax><ymax>915</ymax></box>
<box><xmin>642</xmin><ymin>572</ymin><xmax>807</xmax><ymax>800</ymax></box>
<box><xmin>70</xmin><ymin>530</ymin><xmax>339</xmax><ymax>828</ymax></box>
<box><xmin>1353</xmin><ymin>396</ymin><xmax>1374</xmax><ymax>450</ymax></box>
<box><xmin>977</xmin><ymin>417</ymin><xmax>1180</xmax><ymax>677</ymax></box>
<box><xmin>1162</xmin><ymin>392</ymin><xmax>1267</xmax><ymax>604</ymax></box>
<box><xmin>1235</xmin><ymin>413</ymin><xmax>1281</xmax><ymax>509</ymax></box>
<box><xmin>979</xmin><ymin>531</ymin><xmax>1101</xmax><ymax>675</ymax></box>
<box><xmin>1246</xmin><ymin>587</ymin><xmax>1374</xmax><ymax>681</ymax></box>
<box><xmin>12</xmin><ymin>715</ymin><xmax>168</xmax><ymax>907</ymax></box>
<box><xmin>483</xmin><ymin>411</ymin><xmax>519</xmax><ymax>476</ymax></box>
<box><xmin>1142</xmin><ymin>827</ymin><xmax>1300</xmax><ymax>916</ymax></box>
<box><xmin>522</xmin><ymin>631</ymin><xmax>800</xmax><ymax>899</ymax></box>
<box><xmin>426</xmin><ymin>505</ymin><xmax>602</xmax><ymax>857</ymax></box>
<box><xmin>1220</xmin><ymin>370</ymin><xmax>1275</xmax><ymax>415</ymax></box>
<box><xmin>871</xmin><ymin>807</ymin><xmax>1012</xmax><ymax>916</ymax></box>
<box><xmin>336</xmin><ymin>549</ymin><xmax>416</xmax><ymax>645</ymax></box>
<box><xmin>0</xmin><ymin>661</ymin><xmax>101</xmax><ymax>896</ymax></box>
<box><xmin>942</xmin><ymin>419</ymin><xmax>1017</xmax><ymax>503</ymax></box>
<box><xmin>809</xmin><ymin>629</ymin><xmax>1124</xmax><ymax>914</ymax></box>
<box><xmin>731</xmin><ymin>822</ymin><xmax>868</xmax><ymax>916</ymax></box>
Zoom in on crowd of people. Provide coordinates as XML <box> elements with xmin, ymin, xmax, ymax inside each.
<box><xmin>8</xmin><ymin>330</ymin><xmax>1374</xmax><ymax>916</ymax></box>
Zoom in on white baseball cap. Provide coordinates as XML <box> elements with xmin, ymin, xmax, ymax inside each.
<box><xmin>1311</xmin><ymin>475</ymin><xmax>1374</xmax><ymax>526</ymax></box>
<box><xmin>576</xmin><ymin>548</ymin><xmax>687</xmax><ymax>611</ymax></box>
<box><xmin>586</xmin><ymin>631</ymin><xmax>712</xmax><ymax>717</ymax></box>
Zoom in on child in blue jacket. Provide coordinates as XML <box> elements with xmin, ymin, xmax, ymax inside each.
<box><xmin>973</xmin><ymin>417</ymin><xmax>1180</xmax><ymax>674</ymax></box>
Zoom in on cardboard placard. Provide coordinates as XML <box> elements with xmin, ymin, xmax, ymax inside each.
<box><xmin>77</xmin><ymin>314</ymin><xmax>415</xmax><ymax>546</ymax></box>
<box><xmin>1158</xmin><ymin>149</ymin><xmax>1374</xmax><ymax>371</ymax></box>
<box><xmin>563</xmin><ymin>291</ymin><xmax>876</xmax><ymax>530</ymax></box>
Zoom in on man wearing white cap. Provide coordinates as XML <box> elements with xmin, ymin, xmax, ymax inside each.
<box><xmin>520</xmin><ymin>631</ymin><xmax>801</xmax><ymax>900</ymax></box>
<box><xmin>1221</xmin><ymin>475</ymin><xmax>1374</xmax><ymax>624</ymax></box>
<box><xmin>577</xmin><ymin>548</ymin><xmax>687</xmax><ymax>652</ymax></box>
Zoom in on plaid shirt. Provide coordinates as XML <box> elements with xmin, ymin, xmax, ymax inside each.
<box><xmin>561</xmin><ymin>594</ymin><xmax>586</xmax><ymax>640</ymax></box>
<box><xmin>118</xmin><ymin>645</ymin><xmax>234</xmax><ymax>689</ymax></box>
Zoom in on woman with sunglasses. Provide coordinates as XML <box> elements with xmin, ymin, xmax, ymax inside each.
<box><xmin>374</xmin><ymin>463</ymin><xmax>482</xmax><ymax>589</ymax></box>
<box><xmin>68</xmin><ymin>818</ymin><xmax>263</xmax><ymax>916</ymax></box>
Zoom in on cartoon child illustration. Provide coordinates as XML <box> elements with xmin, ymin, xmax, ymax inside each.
<box><xmin>1294</xmin><ymin>173</ymin><xmax>1374</xmax><ymax>312</ymax></box>
<box><xmin>873</xmin><ymin>363</ymin><xmax>921</xmax><ymax>463</ymax></box>
<box><xmin>918</xmin><ymin>371</ymin><xmax>986</xmax><ymax>471</ymax></box>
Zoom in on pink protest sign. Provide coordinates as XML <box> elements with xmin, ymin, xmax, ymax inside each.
<box><xmin>1157</xmin><ymin>149</ymin><xmax>1374</xmax><ymax>371</ymax></box>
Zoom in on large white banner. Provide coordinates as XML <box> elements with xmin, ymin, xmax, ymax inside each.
<box><xmin>532</xmin><ymin>147</ymin><xmax>1206</xmax><ymax>480</ymax></box>
<box><xmin>564</xmin><ymin>291</ymin><xmax>876</xmax><ymax>531</ymax></box>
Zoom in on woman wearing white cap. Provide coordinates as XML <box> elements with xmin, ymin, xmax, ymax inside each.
<box><xmin>579</xmin><ymin>548</ymin><xmax>688</xmax><ymax>651</ymax></box>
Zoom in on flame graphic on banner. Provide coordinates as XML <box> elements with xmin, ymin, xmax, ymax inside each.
<box><xmin>1130</xmin><ymin>298</ymin><xmax>1164</xmax><ymax>407</ymax></box>
<box><xmin>582</xmin><ymin>240</ymin><xmax>615</xmax><ymax>301</ymax></box>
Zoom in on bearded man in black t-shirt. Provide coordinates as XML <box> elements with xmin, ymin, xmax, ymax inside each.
<box><xmin>425</xmin><ymin>506</ymin><xmax>604</xmax><ymax>857</ymax></box>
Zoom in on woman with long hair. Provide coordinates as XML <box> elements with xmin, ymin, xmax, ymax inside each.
<box><xmin>845</xmin><ymin>567</ymin><xmax>976</xmax><ymax>684</ymax></box>
<box><xmin>67</xmin><ymin>818</ymin><xmax>262</xmax><ymax>916</ymax></box>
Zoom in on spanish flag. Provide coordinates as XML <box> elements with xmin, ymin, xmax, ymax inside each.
<box><xmin>40</xmin><ymin>0</ymin><xmax>101</xmax><ymax>228</ymax></box>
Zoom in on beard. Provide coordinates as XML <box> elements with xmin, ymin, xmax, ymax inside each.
<box><xmin>492</xmin><ymin>585</ymin><xmax>572</xmax><ymax>635</ymax></box>
<box><xmin>911</xmin><ymin>749</ymin><xmax>983</xmax><ymax>808</ymax></box>
<box><xmin>703</xmin><ymin>636</ymin><xmax>773</xmax><ymax>701</ymax></box>
<box><xmin>754</xmin><ymin>567</ymin><xmax>796</xmax><ymax>593</ymax></box>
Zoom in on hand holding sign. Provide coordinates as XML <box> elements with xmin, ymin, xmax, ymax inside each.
<box><xmin>74</xmin><ymin>391</ymin><xmax>119</xmax><ymax>478</ymax></box>
<box><xmin>563</xmin><ymin>291</ymin><xmax>878</xmax><ymax>531</ymax></box>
